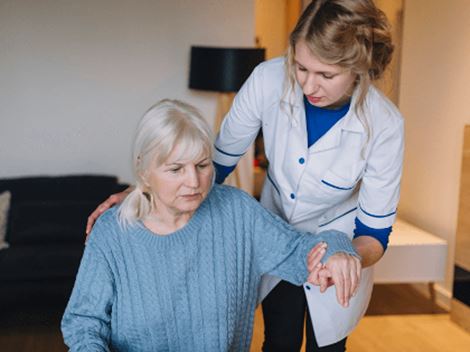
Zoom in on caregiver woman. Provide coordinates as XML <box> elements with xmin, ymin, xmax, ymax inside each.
<box><xmin>212</xmin><ymin>0</ymin><xmax>404</xmax><ymax>350</ymax></box>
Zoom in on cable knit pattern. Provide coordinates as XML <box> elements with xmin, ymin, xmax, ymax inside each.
<box><xmin>62</xmin><ymin>185</ymin><xmax>357</xmax><ymax>352</ymax></box>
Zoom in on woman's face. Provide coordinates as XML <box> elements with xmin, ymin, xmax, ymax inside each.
<box><xmin>294</xmin><ymin>40</ymin><xmax>356</xmax><ymax>109</ymax></box>
<box><xmin>144</xmin><ymin>145</ymin><xmax>213</xmax><ymax>218</ymax></box>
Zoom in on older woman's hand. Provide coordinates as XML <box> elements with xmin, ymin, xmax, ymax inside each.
<box><xmin>307</xmin><ymin>244</ymin><xmax>361</xmax><ymax>308</ymax></box>
<box><xmin>85</xmin><ymin>187</ymin><xmax>134</xmax><ymax>237</ymax></box>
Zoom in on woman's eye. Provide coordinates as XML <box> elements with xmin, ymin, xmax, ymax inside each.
<box><xmin>169</xmin><ymin>168</ymin><xmax>181</xmax><ymax>173</ymax></box>
<box><xmin>297</xmin><ymin>65</ymin><xmax>307</xmax><ymax>72</ymax></box>
<box><xmin>322</xmin><ymin>73</ymin><xmax>335</xmax><ymax>79</ymax></box>
<box><xmin>197</xmin><ymin>163</ymin><xmax>209</xmax><ymax>169</ymax></box>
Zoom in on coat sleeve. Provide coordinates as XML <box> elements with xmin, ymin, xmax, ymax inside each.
<box><xmin>243</xmin><ymin>193</ymin><xmax>359</xmax><ymax>285</ymax></box>
<box><xmin>357</xmin><ymin>116</ymin><xmax>404</xmax><ymax>229</ymax></box>
<box><xmin>61</xmin><ymin>237</ymin><xmax>114</xmax><ymax>352</ymax></box>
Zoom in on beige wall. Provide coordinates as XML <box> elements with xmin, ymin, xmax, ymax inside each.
<box><xmin>255</xmin><ymin>0</ymin><xmax>302</xmax><ymax>59</ymax></box>
<box><xmin>255</xmin><ymin>0</ymin><xmax>288</xmax><ymax>59</ymax></box>
<box><xmin>0</xmin><ymin>0</ymin><xmax>254</xmax><ymax>184</ymax></box>
<box><xmin>398</xmin><ymin>0</ymin><xmax>470</xmax><ymax>296</ymax></box>
<box><xmin>374</xmin><ymin>0</ymin><xmax>404</xmax><ymax>105</ymax></box>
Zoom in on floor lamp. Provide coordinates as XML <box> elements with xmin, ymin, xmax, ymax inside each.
<box><xmin>189</xmin><ymin>46</ymin><xmax>265</xmax><ymax>191</ymax></box>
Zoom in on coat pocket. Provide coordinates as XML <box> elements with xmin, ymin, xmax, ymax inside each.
<box><xmin>321</xmin><ymin>169</ymin><xmax>358</xmax><ymax>191</ymax></box>
<box><xmin>315</xmin><ymin>169</ymin><xmax>361</xmax><ymax>207</ymax></box>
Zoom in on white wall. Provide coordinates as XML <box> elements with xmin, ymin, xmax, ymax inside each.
<box><xmin>0</xmin><ymin>0</ymin><xmax>255</xmax><ymax>184</ymax></box>
<box><xmin>398</xmin><ymin>0</ymin><xmax>470</xmax><ymax>296</ymax></box>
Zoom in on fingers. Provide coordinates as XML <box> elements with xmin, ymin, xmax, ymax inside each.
<box><xmin>325</xmin><ymin>253</ymin><xmax>362</xmax><ymax>308</ymax></box>
<box><xmin>331</xmin><ymin>268</ymin><xmax>345</xmax><ymax>306</ymax></box>
<box><xmin>309</xmin><ymin>252</ymin><xmax>363</xmax><ymax>309</ymax></box>
<box><xmin>307</xmin><ymin>242</ymin><xmax>327</xmax><ymax>271</ymax></box>
<box><xmin>86</xmin><ymin>202</ymin><xmax>108</xmax><ymax>234</ymax></box>
<box><xmin>306</xmin><ymin>242</ymin><xmax>327</xmax><ymax>287</ymax></box>
<box><xmin>86</xmin><ymin>210</ymin><xmax>100</xmax><ymax>236</ymax></box>
<box><xmin>357</xmin><ymin>257</ymin><xmax>362</xmax><ymax>283</ymax></box>
<box><xmin>319</xmin><ymin>269</ymin><xmax>330</xmax><ymax>293</ymax></box>
<box><xmin>307</xmin><ymin>263</ymin><xmax>323</xmax><ymax>286</ymax></box>
<box><xmin>343</xmin><ymin>256</ymin><xmax>362</xmax><ymax>306</ymax></box>
<box><xmin>353</xmin><ymin>257</ymin><xmax>362</xmax><ymax>297</ymax></box>
<box><xmin>85</xmin><ymin>193</ymin><xmax>124</xmax><ymax>236</ymax></box>
<box><xmin>342</xmin><ymin>271</ymin><xmax>351</xmax><ymax>307</ymax></box>
<box><xmin>350</xmin><ymin>260</ymin><xmax>357</xmax><ymax>298</ymax></box>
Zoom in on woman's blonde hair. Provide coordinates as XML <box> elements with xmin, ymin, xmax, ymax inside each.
<box><xmin>118</xmin><ymin>99</ymin><xmax>214</xmax><ymax>226</ymax></box>
<box><xmin>285</xmin><ymin>0</ymin><xmax>394</xmax><ymax>127</ymax></box>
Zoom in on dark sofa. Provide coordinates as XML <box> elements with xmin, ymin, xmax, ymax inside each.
<box><xmin>0</xmin><ymin>175</ymin><xmax>128</xmax><ymax>313</ymax></box>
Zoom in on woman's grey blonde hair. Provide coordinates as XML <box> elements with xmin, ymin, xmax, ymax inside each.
<box><xmin>118</xmin><ymin>99</ymin><xmax>214</xmax><ymax>226</ymax></box>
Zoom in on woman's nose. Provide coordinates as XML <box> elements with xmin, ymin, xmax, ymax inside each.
<box><xmin>303</xmin><ymin>74</ymin><xmax>318</xmax><ymax>95</ymax></box>
<box><xmin>185</xmin><ymin>166</ymin><xmax>200</xmax><ymax>188</ymax></box>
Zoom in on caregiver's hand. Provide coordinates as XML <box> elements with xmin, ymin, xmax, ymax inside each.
<box><xmin>85</xmin><ymin>186</ymin><xmax>134</xmax><ymax>237</ymax></box>
<box><xmin>307</xmin><ymin>244</ymin><xmax>361</xmax><ymax>308</ymax></box>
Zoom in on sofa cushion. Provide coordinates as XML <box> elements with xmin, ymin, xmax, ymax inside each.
<box><xmin>10</xmin><ymin>224</ymin><xmax>85</xmax><ymax>245</ymax></box>
<box><xmin>0</xmin><ymin>191</ymin><xmax>11</xmax><ymax>250</ymax></box>
<box><xmin>0</xmin><ymin>175</ymin><xmax>125</xmax><ymax>241</ymax></box>
<box><xmin>0</xmin><ymin>175</ymin><xmax>119</xmax><ymax>202</ymax></box>
<box><xmin>7</xmin><ymin>200</ymin><xmax>96</xmax><ymax>244</ymax></box>
<box><xmin>0</xmin><ymin>244</ymin><xmax>84</xmax><ymax>281</ymax></box>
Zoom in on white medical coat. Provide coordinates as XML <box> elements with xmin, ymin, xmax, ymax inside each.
<box><xmin>214</xmin><ymin>57</ymin><xmax>404</xmax><ymax>346</ymax></box>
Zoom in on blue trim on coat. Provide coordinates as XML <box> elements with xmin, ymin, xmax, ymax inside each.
<box><xmin>213</xmin><ymin>161</ymin><xmax>236</xmax><ymax>184</ymax></box>
<box><xmin>359</xmin><ymin>204</ymin><xmax>396</xmax><ymax>218</ymax></box>
<box><xmin>353</xmin><ymin>217</ymin><xmax>392</xmax><ymax>251</ymax></box>
<box><xmin>321</xmin><ymin>180</ymin><xmax>355</xmax><ymax>191</ymax></box>
<box><xmin>266</xmin><ymin>172</ymin><xmax>281</xmax><ymax>195</ymax></box>
<box><xmin>319</xmin><ymin>207</ymin><xmax>358</xmax><ymax>227</ymax></box>
<box><xmin>214</xmin><ymin>145</ymin><xmax>245</xmax><ymax>158</ymax></box>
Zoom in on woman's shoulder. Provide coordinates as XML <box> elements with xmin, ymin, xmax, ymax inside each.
<box><xmin>249</xmin><ymin>56</ymin><xmax>287</xmax><ymax>108</ymax></box>
<box><xmin>365</xmin><ymin>85</ymin><xmax>404</xmax><ymax>127</ymax></box>
<box><xmin>256</xmin><ymin>56</ymin><xmax>286</xmax><ymax>75</ymax></box>
<box><xmin>210</xmin><ymin>183</ymin><xmax>253</xmax><ymax>200</ymax></box>
<box><xmin>208</xmin><ymin>184</ymin><xmax>260</xmax><ymax>210</ymax></box>
<box><xmin>94</xmin><ymin>206</ymin><xmax>119</xmax><ymax>228</ymax></box>
<box><xmin>252</xmin><ymin>57</ymin><xmax>287</xmax><ymax>88</ymax></box>
<box><xmin>87</xmin><ymin>206</ymin><xmax>123</xmax><ymax>247</ymax></box>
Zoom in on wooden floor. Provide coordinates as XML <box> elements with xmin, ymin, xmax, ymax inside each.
<box><xmin>251</xmin><ymin>311</ymin><xmax>470</xmax><ymax>352</ymax></box>
<box><xmin>348</xmin><ymin>314</ymin><xmax>470</xmax><ymax>352</ymax></box>
<box><xmin>251</xmin><ymin>284</ymin><xmax>470</xmax><ymax>351</ymax></box>
<box><xmin>1</xmin><ymin>284</ymin><xmax>470</xmax><ymax>352</ymax></box>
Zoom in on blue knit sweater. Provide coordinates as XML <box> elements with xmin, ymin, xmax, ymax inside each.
<box><xmin>61</xmin><ymin>185</ymin><xmax>357</xmax><ymax>352</ymax></box>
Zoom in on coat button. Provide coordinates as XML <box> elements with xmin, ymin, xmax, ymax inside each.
<box><xmin>299</xmin><ymin>157</ymin><xmax>305</xmax><ymax>164</ymax></box>
<box><xmin>290</xmin><ymin>193</ymin><xmax>295</xmax><ymax>199</ymax></box>
<box><xmin>305</xmin><ymin>285</ymin><xmax>311</xmax><ymax>290</ymax></box>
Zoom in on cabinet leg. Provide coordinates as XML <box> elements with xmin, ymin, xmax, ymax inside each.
<box><xmin>428</xmin><ymin>282</ymin><xmax>436</xmax><ymax>312</ymax></box>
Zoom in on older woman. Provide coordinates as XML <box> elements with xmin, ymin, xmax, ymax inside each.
<box><xmin>61</xmin><ymin>99</ymin><xmax>361</xmax><ymax>352</ymax></box>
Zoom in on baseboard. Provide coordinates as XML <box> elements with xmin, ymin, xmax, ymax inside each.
<box><xmin>409</xmin><ymin>282</ymin><xmax>452</xmax><ymax>311</ymax></box>
<box><xmin>451</xmin><ymin>298</ymin><xmax>470</xmax><ymax>333</ymax></box>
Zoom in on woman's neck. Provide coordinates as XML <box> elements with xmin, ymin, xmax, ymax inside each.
<box><xmin>143</xmin><ymin>209</ymin><xmax>194</xmax><ymax>235</ymax></box>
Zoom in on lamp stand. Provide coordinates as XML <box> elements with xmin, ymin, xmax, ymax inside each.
<box><xmin>215</xmin><ymin>92</ymin><xmax>236</xmax><ymax>134</ymax></box>
<box><xmin>214</xmin><ymin>92</ymin><xmax>247</xmax><ymax>191</ymax></box>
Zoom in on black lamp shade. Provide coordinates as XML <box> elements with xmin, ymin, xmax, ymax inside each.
<box><xmin>189</xmin><ymin>46</ymin><xmax>265</xmax><ymax>93</ymax></box>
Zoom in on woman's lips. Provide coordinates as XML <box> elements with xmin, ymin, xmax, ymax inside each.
<box><xmin>181</xmin><ymin>193</ymin><xmax>200</xmax><ymax>200</ymax></box>
<box><xmin>307</xmin><ymin>96</ymin><xmax>322</xmax><ymax>104</ymax></box>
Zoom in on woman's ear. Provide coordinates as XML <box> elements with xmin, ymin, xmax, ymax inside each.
<box><xmin>140</xmin><ymin>172</ymin><xmax>150</xmax><ymax>189</ymax></box>
<box><xmin>136</xmin><ymin>156</ymin><xmax>150</xmax><ymax>187</ymax></box>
